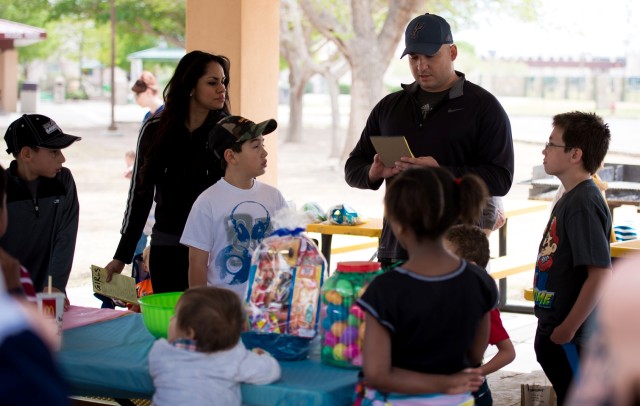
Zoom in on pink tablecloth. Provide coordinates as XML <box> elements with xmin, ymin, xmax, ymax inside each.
<box><xmin>62</xmin><ymin>305</ymin><xmax>132</xmax><ymax>330</ymax></box>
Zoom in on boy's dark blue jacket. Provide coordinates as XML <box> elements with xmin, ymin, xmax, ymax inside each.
<box><xmin>0</xmin><ymin>160</ymin><xmax>79</xmax><ymax>293</ymax></box>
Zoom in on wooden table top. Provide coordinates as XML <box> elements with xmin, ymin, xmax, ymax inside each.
<box><xmin>305</xmin><ymin>200</ymin><xmax>550</xmax><ymax>239</ymax></box>
<box><xmin>610</xmin><ymin>238</ymin><xmax>640</xmax><ymax>258</ymax></box>
<box><xmin>306</xmin><ymin>218</ymin><xmax>383</xmax><ymax>238</ymax></box>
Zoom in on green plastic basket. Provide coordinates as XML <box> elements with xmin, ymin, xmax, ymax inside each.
<box><xmin>138</xmin><ymin>292</ymin><xmax>183</xmax><ymax>338</ymax></box>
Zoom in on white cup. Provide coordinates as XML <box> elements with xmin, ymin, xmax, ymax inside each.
<box><xmin>36</xmin><ymin>292</ymin><xmax>65</xmax><ymax>335</ymax></box>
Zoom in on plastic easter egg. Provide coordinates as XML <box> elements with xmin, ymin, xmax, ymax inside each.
<box><xmin>350</xmin><ymin>304</ymin><xmax>365</xmax><ymax>320</ymax></box>
<box><xmin>335</xmin><ymin>279</ymin><xmax>354</xmax><ymax>297</ymax></box>
<box><xmin>326</xmin><ymin>304</ymin><xmax>348</xmax><ymax>321</ymax></box>
<box><xmin>321</xmin><ymin>345</ymin><xmax>334</xmax><ymax>359</ymax></box>
<box><xmin>347</xmin><ymin>314</ymin><xmax>360</xmax><ymax>326</ymax></box>
<box><xmin>330</xmin><ymin>321</ymin><xmax>347</xmax><ymax>338</ymax></box>
<box><xmin>324</xmin><ymin>290</ymin><xmax>343</xmax><ymax>305</ymax></box>
<box><xmin>333</xmin><ymin>343</ymin><xmax>347</xmax><ymax>360</ymax></box>
<box><xmin>344</xmin><ymin>343</ymin><xmax>360</xmax><ymax>360</ymax></box>
<box><xmin>352</xmin><ymin>353</ymin><xmax>363</xmax><ymax>367</ymax></box>
<box><xmin>341</xmin><ymin>295</ymin><xmax>354</xmax><ymax>309</ymax></box>
<box><xmin>340</xmin><ymin>326</ymin><xmax>359</xmax><ymax>345</ymax></box>
<box><xmin>322</xmin><ymin>275</ymin><xmax>337</xmax><ymax>291</ymax></box>
<box><xmin>324</xmin><ymin>331</ymin><xmax>339</xmax><ymax>347</ymax></box>
<box><xmin>321</xmin><ymin>316</ymin><xmax>333</xmax><ymax>332</ymax></box>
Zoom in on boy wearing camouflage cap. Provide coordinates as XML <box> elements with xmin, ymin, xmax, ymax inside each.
<box><xmin>180</xmin><ymin>115</ymin><xmax>287</xmax><ymax>298</ymax></box>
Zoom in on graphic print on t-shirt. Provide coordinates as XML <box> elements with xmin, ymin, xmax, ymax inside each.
<box><xmin>215</xmin><ymin>201</ymin><xmax>271</xmax><ymax>286</ymax></box>
<box><xmin>534</xmin><ymin>216</ymin><xmax>558</xmax><ymax>308</ymax></box>
<box><xmin>421</xmin><ymin>103</ymin><xmax>432</xmax><ymax>119</ymax></box>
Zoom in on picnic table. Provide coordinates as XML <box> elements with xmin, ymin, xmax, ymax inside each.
<box><xmin>306</xmin><ymin>200</ymin><xmax>549</xmax><ymax>313</ymax></box>
<box><xmin>58</xmin><ymin>310</ymin><xmax>357</xmax><ymax>405</ymax></box>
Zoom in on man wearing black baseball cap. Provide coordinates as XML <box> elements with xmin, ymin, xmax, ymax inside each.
<box><xmin>346</xmin><ymin>11</ymin><xmax>514</xmax><ymax>255</ymax></box>
<box><xmin>345</xmin><ymin>12</ymin><xmax>514</xmax><ymax>402</ymax></box>
<box><xmin>0</xmin><ymin>114</ymin><xmax>81</xmax><ymax>303</ymax></box>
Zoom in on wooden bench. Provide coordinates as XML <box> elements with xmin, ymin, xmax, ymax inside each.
<box><xmin>488</xmin><ymin>256</ymin><xmax>536</xmax><ymax>314</ymax></box>
<box><xmin>329</xmin><ymin>240</ymin><xmax>378</xmax><ymax>255</ymax></box>
<box><xmin>524</xmin><ymin>288</ymin><xmax>534</xmax><ymax>301</ymax></box>
<box><xmin>489</xmin><ymin>256</ymin><xmax>536</xmax><ymax>280</ymax></box>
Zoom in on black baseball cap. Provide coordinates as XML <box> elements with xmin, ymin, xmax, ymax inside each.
<box><xmin>401</xmin><ymin>13</ymin><xmax>453</xmax><ymax>58</ymax></box>
<box><xmin>4</xmin><ymin>114</ymin><xmax>81</xmax><ymax>154</ymax></box>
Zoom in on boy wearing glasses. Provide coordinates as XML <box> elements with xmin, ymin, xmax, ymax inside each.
<box><xmin>534</xmin><ymin>111</ymin><xmax>612</xmax><ymax>405</ymax></box>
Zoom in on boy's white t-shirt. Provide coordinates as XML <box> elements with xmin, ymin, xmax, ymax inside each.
<box><xmin>180</xmin><ymin>179</ymin><xmax>287</xmax><ymax>299</ymax></box>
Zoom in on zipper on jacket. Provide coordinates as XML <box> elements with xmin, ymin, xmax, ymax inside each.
<box><xmin>33</xmin><ymin>198</ymin><xmax>39</xmax><ymax>218</ymax></box>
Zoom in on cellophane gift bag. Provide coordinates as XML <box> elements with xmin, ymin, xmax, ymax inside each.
<box><xmin>243</xmin><ymin>208</ymin><xmax>327</xmax><ymax>360</ymax></box>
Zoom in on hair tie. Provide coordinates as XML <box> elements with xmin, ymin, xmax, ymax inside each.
<box><xmin>454</xmin><ymin>177</ymin><xmax>462</xmax><ymax>186</ymax></box>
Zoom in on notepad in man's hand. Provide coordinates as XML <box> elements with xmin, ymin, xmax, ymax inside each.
<box><xmin>91</xmin><ymin>265</ymin><xmax>138</xmax><ymax>304</ymax></box>
<box><xmin>370</xmin><ymin>136</ymin><xmax>414</xmax><ymax>167</ymax></box>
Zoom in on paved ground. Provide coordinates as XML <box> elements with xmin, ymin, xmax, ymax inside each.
<box><xmin>1</xmin><ymin>98</ymin><xmax>638</xmax><ymax>405</ymax></box>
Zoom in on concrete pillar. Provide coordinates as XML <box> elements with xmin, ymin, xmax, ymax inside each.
<box><xmin>186</xmin><ymin>0</ymin><xmax>280</xmax><ymax>187</ymax></box>
<box><xmin>130</xmin><ymin>58</ymin><xmax>143</xmax><ymax>87</ymax></box>
<box><xmin>595</xmin><ymin>75</ymin><xmax>612</xmax><ymax>110</ymax></box>
<box><xmin>54</xmin><ymin>76</ymin><xmax>66</xmax><ymax>103</ymax></box>
<box><xmin>0</xmin><ymin>48</ymin><xmax>18</xmax><ymax>113</ymax></box>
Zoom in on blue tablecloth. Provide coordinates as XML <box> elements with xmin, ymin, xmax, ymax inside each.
<box><xmin>58</xmin><ymin>313</ymin><xmax>358</xmax><ymax>405</ymax></box>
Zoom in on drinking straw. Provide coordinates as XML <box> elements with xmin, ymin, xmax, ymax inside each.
<box><xmin>48</xmin><ymin>275</ymin><xmax>52</xmax><ymax>294</ymax></box>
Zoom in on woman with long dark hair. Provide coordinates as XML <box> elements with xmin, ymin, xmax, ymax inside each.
<box><xmin>105</xmin><ymin>51</ymin><xmax>231</xmax><ymax>293</ymax></box>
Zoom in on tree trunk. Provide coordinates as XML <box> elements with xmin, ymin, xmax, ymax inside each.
<box><xmin>341</xmin><ymin>57</ymin><xmax>387</xmax><ymax>161</ymax></box>
<box><xmin>285</xmin><ymin>67</ymin><xmax>313</xmax><ymax>143</ymax></box>
<box><xmin>287</xmin><ymin>82</ymin><xmax>305</xmax><ymax>143</ymax></box>
<box><xmin>327</xmin><ymin>74</ymin><xmax>342</xmax><ymax>158</ymax></box>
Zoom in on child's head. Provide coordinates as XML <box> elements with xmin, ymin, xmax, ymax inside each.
<box><xmin>124</xmin><ymin>150</ymin><xmax>136</xmax><ymax>166</ymax></box>
<box><xmin>384</xmin><ymin>167</ymin><xmax>488</xmax><ymax>241</ymax></box>
<box><xmin>209</xmin><ymin>115</ymin><xmax>277</xmax><ymax>173</ymax></box>
<box><xmin>169</xmin><ymin>286</ymin><xmax>243</xmax><ymax>353</ymax></box>
<box><xmin>4</xmin><ymin>114</ymin><xmax>81</xmax><ymax>179</ymax></box>
<box><xmin>551</xmin><ymin>111</ymin><xmax>610</xmax><ymax>174</ymax></box>
<box><xmin>444</xmin><ymin>224</ymin><xmax>490</xmax><ymax>268</ymax></box>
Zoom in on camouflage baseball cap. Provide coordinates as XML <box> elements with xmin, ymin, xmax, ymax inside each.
<box><xmin>210</xmin><ymin>115</ymin><xmax>277</xmax><ymax>159</ymax></box>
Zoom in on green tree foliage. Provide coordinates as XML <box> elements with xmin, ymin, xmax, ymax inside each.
<box><xmin>0</xmin><ymin>0</ymin><xmax>185</xmax><ymax>69</ymax></box>
<box><xmin>50</xmin><ymin>0</ymin><xmax>185</xmax><ymax>47</ymax></box>
<box><xmin>0</xmin><ymin>0</ymin><xmax>55</xmax><ymax>63</ymax></box>
<box><xmin>298</xmin><ymin>0</ymin><xmax>540</xmax><ymax>158</ymax></box>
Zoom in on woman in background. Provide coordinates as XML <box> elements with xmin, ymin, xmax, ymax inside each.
<box><xmin>131</xmin><ymin>70</ymin><xmax>164</xmax><ymax>122</ymax></box>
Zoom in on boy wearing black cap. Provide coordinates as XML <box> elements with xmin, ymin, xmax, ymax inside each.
<box><xmin>345</xmin><ymin>13</ymin><xmax>514</xmax><ymax>269</ymax></box>
<box><xmin>181</xmin><ymin>115</ymin><xmax>287</xmax><ymax>298</ymax></box>
<box><xmin>1</xmin><ymin>114</ymin><xmax>81</xmax><ymax>301</ymax></box>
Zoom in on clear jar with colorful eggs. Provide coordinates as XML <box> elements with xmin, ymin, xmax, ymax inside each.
<box><xmin>319</xmin><ymin>261</ymin><xmax>383</xmax><ymax>368</ymax></box>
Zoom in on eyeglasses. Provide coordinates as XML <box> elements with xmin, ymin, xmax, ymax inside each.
<box><xmin>544</xmin><ymin>141</ymin><xmax>567</xmax><ymax>150</ymax></box>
